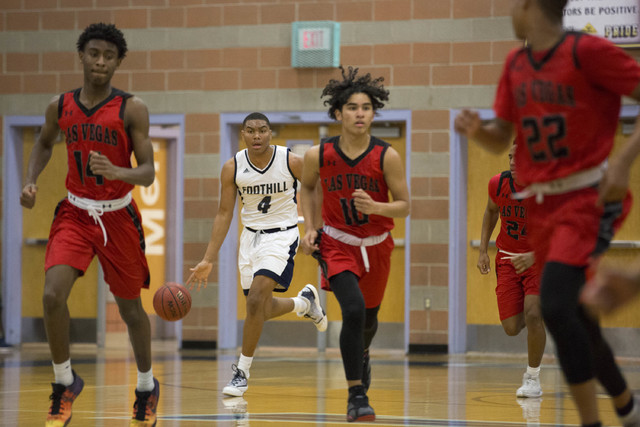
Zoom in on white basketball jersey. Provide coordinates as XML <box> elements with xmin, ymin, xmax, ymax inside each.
<box><xmin>234</xmin><ymin>145</ymin><xmax>298</xmax><ymax>229</ymax></box>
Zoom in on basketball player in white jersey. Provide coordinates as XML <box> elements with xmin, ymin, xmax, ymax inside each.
<box><xmin>187</xmin><ymin>112</ymin><xmax>327</xmax><ymax>397</ymax></box>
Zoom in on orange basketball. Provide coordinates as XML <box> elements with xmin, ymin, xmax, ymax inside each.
<box><xmin>153</xmin><ymin>282</ymin><xmax>192</xmax><ymax>321</ymax></box>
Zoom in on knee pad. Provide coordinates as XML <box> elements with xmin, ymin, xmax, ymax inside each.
<box><xmin>540</xmin><ymin>262</ymin><xmax>594</xmax><ymax>383</ymax></box>
<box><xmin>539</xmin><ymin>262</ymin><xmax>584</xmax><ymax>334</ymax></box>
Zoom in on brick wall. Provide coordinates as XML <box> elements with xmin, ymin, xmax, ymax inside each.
<box><xmin>0</xmin><ymin>0</ymin><xmax>517</xmax><ymax>350</ymax></box>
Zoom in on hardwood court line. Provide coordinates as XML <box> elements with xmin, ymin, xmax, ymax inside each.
<box><xmin>142</xmin><ymin>412</ymin><xmax>576</xmax><ymax>426</ymax></box>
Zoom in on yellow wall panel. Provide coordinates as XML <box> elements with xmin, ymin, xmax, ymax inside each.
<box><xmin>21</xmin><ymin>127</ymin><xmax>99</xmax><ymax>318</ymax></box>
<box><xmin>132</xmin><ymin>139</ymin><xmax>168</xmax><ymax>314</ymax></box>
<box><xmin>466</xmin><ymin>123</ymin><xmax>640</xmax><ymax>328</ymax></box>
<box><xmin>466</xmin><ymin>140</ymin><xmax>508</xmax><ymax>325</ymax></box>
<box><xmin>236</xmin><ymin>123</ymin><xmax>406</xmax><ymax>324</ymax></box>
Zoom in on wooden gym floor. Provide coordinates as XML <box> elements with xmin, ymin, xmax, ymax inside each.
<box><xmin>1</xmin><ymin>337</ymin><xmax>639</xmax><ymax>426</ymax></box>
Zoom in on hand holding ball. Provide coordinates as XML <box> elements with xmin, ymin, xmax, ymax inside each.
<box><xmin>153</xmin><ymin>282</ymin><xmax>192</xmax><ymax>321</ymax></box>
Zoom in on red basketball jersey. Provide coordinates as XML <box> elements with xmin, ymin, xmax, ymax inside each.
<box><xmin>57</xmin><ymin>88</ymin><xmax>135</xmax><ymax>200</ymax></box>
<box><xmin>494</xmin><ymin>32</ymin><xmax>640</xmax><ymax>186</ymax></box>
<box><xmin>319</xmin><ymin>136</ymin><xmax>394</xmax><ymax>238</ymax></box>
<box><xmin>488</xmin><ymin>171</ymin><xmax>530</xmax><ymax>253</ymax></box>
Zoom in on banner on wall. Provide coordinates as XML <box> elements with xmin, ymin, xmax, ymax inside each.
<box><xmin>564</xmin><ymin>0</ymin><xmax>640</xmax><ymax>47</ymax></box>
<box><xmin>132</xmin><ymin>139</ymin><xmax>167</xmax><ymax>314</ymax></box>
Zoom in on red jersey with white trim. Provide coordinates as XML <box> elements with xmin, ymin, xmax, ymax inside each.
<box><xmin>494</xmin><ymin>32</ymin><xmax>640</xmax><ymax>186</ymax></box>
<box><xmin>57</xmin><ymin>88</ymin><xmax>135</xmax><ymax>200</ymax></box>
<box><xmin>488</xmin><ymin>171</ymin><xmax>530</xmax><ymax>253</ymax></box>
<box><xmin>319</xmin><ymin>135</ymin><xmax>394</xmax><ymax>238</ymax></box>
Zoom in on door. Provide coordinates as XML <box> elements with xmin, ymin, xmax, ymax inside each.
<box><xmin>21</xmin><ymin>127</ymin><xmax>100</xmax><ymax>342</ymax></box>
<box><xmin>21</xmin><ymin>128</ymin><xmax>171</xmax><ymax>343</ymax></box>
<box><xmin>234</xmin><ymin>122</ymin><xmax>406</xmax><ymax>347</ymax></box>
<box><xmin>465</xmin><ymin>120</ymin><xmax>640</xmax><ymax>350</ymax></box>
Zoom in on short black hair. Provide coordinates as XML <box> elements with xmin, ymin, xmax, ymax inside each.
<box><xmin>321</xmin><ymin>66</ymin><xmax>390</xmax><ymax>120</ymax></box>
<box><xmin>77</xmin><ymin>23</ymin><xmax>128</xmax><ymax>59</ymax></box>
<box><xmin>538</xmin><ymin>0</ymin><xmax>568</xmax><ymax>23</ymax></box>
<box><xmin>242</xmin><ymin>112</ymin><xmax>271</xmax><ymax>128</ymax></box>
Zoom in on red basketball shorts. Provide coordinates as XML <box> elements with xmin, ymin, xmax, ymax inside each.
<box><xmin>45</xmin><ymin>198</ymin><xmax>150</xmax><ymax>299</ymax></box>
<box><xmin>320</xmin><ymin>232</ymin><xmax>394</xmax><ymax>308</ymax></box>
<box><xmin>526</xmin><ymin>186</ymin><xmax>631</xmax><ymax>271</ymax></box>
<box><xmin>494</xmin><ymin>250</ymin><xmax>540</xmax><ymax>321</ymax></box>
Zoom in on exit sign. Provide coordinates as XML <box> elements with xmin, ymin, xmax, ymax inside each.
<box><xmin>299</xmin><ymin>28</ymin><xmax>330</xmax><ymax>50</ymax></box>
<box><xmin>291</xmin><ymin>21</ymin><xmax>340</xmax><ymax>68</ymax></box>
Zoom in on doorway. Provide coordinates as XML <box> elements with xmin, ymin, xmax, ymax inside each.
<box><xmin>218</xmin><ymin>110</ymin><xmax>412</xmax><ymax>352</ymax></box>
<box><xmin>2</xmin><ymin>115</ymin><xmax>184</xmax><ymax>346</ymax></box>
<box><xmin>448</xmin><ymin>105</ymin><xmax>640</xmax><ymax>355</ymax></box>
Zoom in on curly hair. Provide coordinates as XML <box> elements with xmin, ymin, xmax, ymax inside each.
<box><xmin>321</xmin><ymin>66</ymin><xmax>390</xmax><ymax>120</ymax></box>
<box><xmin>77</xmin><ymin>23</ymin><xmax>128</xmax><ymax>59</ymax></box>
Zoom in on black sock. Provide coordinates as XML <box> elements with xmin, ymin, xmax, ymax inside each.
<box><xmin>617</xmin><ymin>396</ymin><xmax>635</xmax><ymax>417</ymax></box>
<box><xmin>582</xmin><ymin>422</ymin><xmax>602</xmax><ymax>427</ymax></box>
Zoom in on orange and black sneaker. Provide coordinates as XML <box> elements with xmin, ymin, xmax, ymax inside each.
<box><xmin>130</xmin><ymin>377</ymin><xmax>159</xmax><ymax>426</ymax></box>
<box><xmin>46</xmin><ymin>370</ymin><xmax>84</xmax><ymax>427</ymax></box>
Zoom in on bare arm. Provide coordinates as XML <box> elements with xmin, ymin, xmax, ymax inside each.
<box><xmin>454</xmin><ymin>109</ymin><xmax>515</xmax><ymax>154</ymax></box>
<box><xmin>186</xmin><ymin>158</ymin><xmax>238</xmax><ymax>290</ymax></box>
<box><xmin>598</xmin><ymin>83</ymin><xmax>640</xmax><ymax>205</ymax></box>
<box><xmin>352</xmin><ymin>146</ymin><xmax>410</xmax><ymax>218</ymax></box>
<box><xmin>288</xmin><ymin>151</ymin><xmax>303</xmax><ymax>182</ymax></box>
<box><xmin>477</xmin><ymin>196</ymin><xmax>499</xmax><ymax>274</ymax></box>
<box><xmin>20</xmin><ymin>96</ymin><xmax>61</xmax><ymax>209</ymax></box>
<box><xmin>88</xmin><ymin>96</ymin><xmax>155</xmax><ymax>187</ymax></box>
<box><xmin>300</xmin><ymin>146</ymin><xmax>321</xmax><ymax>255</ymax></box>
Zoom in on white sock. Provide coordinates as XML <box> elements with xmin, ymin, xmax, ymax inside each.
<box><xmin>238</xmin><ymin>354</ymin><xmax>253</xmax><ymax>378</ymax></box>
<box><xmin>527</xmin><ymin>366</ymin><xmax>540</xmax><ymax>377</ymax></box>
<box><xmin>137</xmin><ymin>368</ymin><xmax>155</xmax><ymax>392</ymax></box>
<box><xmin>292</xmin><ymin>296</ymin><xmax>309</xmax><ymax>314</ymax></box>
<box><xmin>53</xmin><ymin>359</ymin><xmax>74</xmax><ymax>386</ymax></box>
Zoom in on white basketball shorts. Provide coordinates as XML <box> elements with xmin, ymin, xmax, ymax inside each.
<box><xmin>238</xmin><ymin>226</ymin><xmax>299</xmax><ymax>293</ymax></box>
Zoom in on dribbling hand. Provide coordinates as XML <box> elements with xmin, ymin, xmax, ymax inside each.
<box><xmin>186</xmin><ymin>260</ymin><xmax>213</xmax><ymax>291</ymax></box>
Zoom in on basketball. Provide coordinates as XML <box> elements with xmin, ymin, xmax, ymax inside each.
<box><xmin>153</xmin><ymin>282</ymin><xmax>192</xmax><ymax>321</ymax></box>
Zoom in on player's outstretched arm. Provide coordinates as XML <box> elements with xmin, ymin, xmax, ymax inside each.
<box><xmin>187</xmin><ymin>158</ymin><xmax>237</xmax><ymax>291</ymax></box>
<box><xmin>454</xmin><ymin>109</ymin><xmax>514</xmax><ymax>154</ymax></box>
